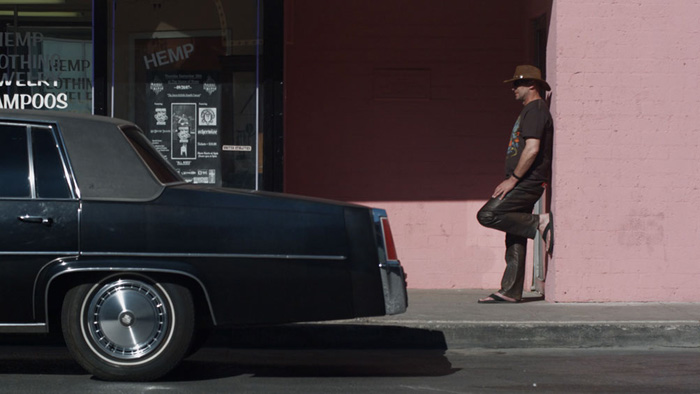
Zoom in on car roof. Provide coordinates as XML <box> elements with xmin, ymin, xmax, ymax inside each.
<box><xmin>0</xmin><ymin>109</ymin><xmax>131</xmax><ymax>127</ymax></box>
<box><xmin>0</xmin><ymin>109</ymin><xmax>166</xmax><ymax>201</ymax></box>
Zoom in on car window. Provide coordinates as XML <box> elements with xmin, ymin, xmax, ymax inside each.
<box><xmin>32</xmin><ymin>127</ymin><xmax>72</xmax><ymax>199</ymax></box>
<box><xmin>0</xmin><ymin>124</ymin><xmax>31</xmax><ymax>198</ymax></box>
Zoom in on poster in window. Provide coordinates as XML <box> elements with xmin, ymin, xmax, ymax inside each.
<box><xmin>133</xmin><ymin>34</ymin><xmax>225</xmax><ymax>186</ymax></box>
<box><xmin>145</xmin><ymin>71</ymin><xmax>221</xmax><ymax>185</ymax></box>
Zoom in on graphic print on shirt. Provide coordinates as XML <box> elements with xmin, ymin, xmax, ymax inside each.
<box><xmin>507</xmin><ymin>115</ymin><xmax>521</xmax><ymax>158</ymax></box>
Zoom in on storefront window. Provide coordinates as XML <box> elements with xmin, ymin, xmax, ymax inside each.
<box><xmin>0</xmin><ymin>1</ymin><xmax>269</xmax><ymax>190</ymax></box>
<box><xmin>0</xmin><ymin>0</ymin><xmax>92</xmax><ymax>113</ymax></box>
<box><xmin>111</xmin><ymin>0</ymin><xmax>263</xmax><ymax>189</ymax></box>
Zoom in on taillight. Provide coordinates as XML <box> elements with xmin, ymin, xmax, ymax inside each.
<box><xmin>381</xmin><ymin>217</ymin><xmax>399</xmax><ymax>261</ymax></box>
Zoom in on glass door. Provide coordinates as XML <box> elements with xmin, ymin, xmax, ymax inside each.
<box><xmin>110</xmin><ymin>0</ymin><xmax>263</xmax><ymax>189</ymax></box>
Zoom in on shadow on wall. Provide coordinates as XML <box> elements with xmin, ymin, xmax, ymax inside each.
<box><xmin>284</xmin><ymin>0</ymin><xmax>554</xmax><ymax>202</ymax></box>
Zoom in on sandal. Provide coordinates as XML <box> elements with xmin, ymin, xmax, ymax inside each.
<box><xmin>478</xmin><ymin>293</ymin><xmax>519</xmax><ymax>304</ymax></box>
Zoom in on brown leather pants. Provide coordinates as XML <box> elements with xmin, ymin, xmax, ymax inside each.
<box><xmin>476</xmin><ymin>186</ymin><xmax>544</xmax><ymax>300</ymax></box>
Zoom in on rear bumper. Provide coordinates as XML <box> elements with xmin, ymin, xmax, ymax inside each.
<box><xmin>379</xmin><ymin>260</ymin><xmax>408</xmax><ymax>315</ymax></box>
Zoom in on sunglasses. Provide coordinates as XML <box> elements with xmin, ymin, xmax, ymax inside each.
<box><xmin>512</xmin><ymin>79</ymin><xmax>533</xmax><ymax>88</ymax></box>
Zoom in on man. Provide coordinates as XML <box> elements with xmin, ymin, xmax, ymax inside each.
<box><xmin>476</xmin><ymin>65</ymin><xmax>554</xmax><ymax>304</ymax></box>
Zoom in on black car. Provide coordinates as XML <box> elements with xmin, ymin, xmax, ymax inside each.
<box><xmin>0</xmin><ymin>109</ymin><xmax>408</xmax><ymax>381</ymax></box>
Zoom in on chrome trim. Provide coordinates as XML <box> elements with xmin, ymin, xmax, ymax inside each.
<box><xmin>0</xmin><ymin>251</ymin><xmax>79</xmax><ymax>255</ymax></box>
<box><xmin>77</xmin><ymin>202</ymin><xmax>82</xmax><ymax>251</ymax></box>
<box><xmin>26</xmin><ymin>126</ymin><xmax>36</xmax><ymax>198</ymax></box>
<box><xmin>52</xmin><ymin>123</ymin><xmax>81</xmax><ymax>199</ymax></box>
<box><xmin>379</xmin><ymin>261</ymin><xmax>408</xmax><ymax>315</ymax></box>
<box><xmin>0</xmin><ymin>120</ymin><xmax>50</xmax><ymax>128</ymax></box>
<box><xmin>0</xmin><ymin>196</ymin><xmax>76</xmax><ymax>201</ymax></box>
<box><xmin>44</xmin><ymin>124</ymin><xmax>78</xmax><ymax>199</ymax></box>
<box><xmin>379</xmin><ymin>259</ymin><xmax>401</xmax><ymax>268</ymax></box>
<box><xmin>17</xmin><ymin>215</ymin><xmax>53</xmax><ymax>226</ymax></box>
<box><xmin>4</xmin><ymin>247</ymin><xmax>332</xmax><ymax>259</ymax></box>
<box><xmin>79</xmin><ymin>251</ymin><xmax>347</xmax><ymax>260</ymax></box>
<box><xmin>32</xmin><ymin>255</ymin><xmax>79</xmax><ymax>320</ymax></box>
<box><xmin>45</xmin><ymin>267</ymin><xmax>218</xmax><ymax>326</ymax></box>
<box><xmin>0</xmin><ymin>323</ymin><xmax>47</xmax><ymax>333</ymax></box>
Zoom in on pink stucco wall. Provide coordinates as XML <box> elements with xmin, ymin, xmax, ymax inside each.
<box><xmin>547</xmin><ymin>1</ymin><xmax>700</xmax><ymax>301</ymax></box>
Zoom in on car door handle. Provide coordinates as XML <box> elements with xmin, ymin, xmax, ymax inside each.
<box><xmin>18</xmin><ymin>215</ymin><xmax>53</xmax><ymax>226</ymax></box>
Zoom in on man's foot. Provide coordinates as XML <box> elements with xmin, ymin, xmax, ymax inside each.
<box><xmin>539</xmin><ymin>212</ymin><xmax>554</xmax><ymax>254</ymax></box>
<box><xmin>478</xmin><ymin>292</ymin><xmax>519</xmax><ymax>304</ymax></box>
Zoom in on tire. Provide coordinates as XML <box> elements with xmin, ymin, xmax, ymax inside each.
<box><xmin>61</xmin><ymin>276</ymin><xmax>195</xmax><ymax>381</ymax></box>
<box><xmin>185</xmin><ymin>325</ymin><xmax>213</xmax><ymax>358</ymax></box>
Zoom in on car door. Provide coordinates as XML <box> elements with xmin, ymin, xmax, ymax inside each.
<box><xmin>0</xmin><ymin>122</ymin><xmax>79</xmax><ymax>325</ymax></box>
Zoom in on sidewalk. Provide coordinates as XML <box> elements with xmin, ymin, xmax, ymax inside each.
<box><xmin>357</xmin><ymin>289</ymin><xmax>700</xmax><ymax>349</ymax></box>
<box><xmin>221</xmin><ymin>289</ymin><xmax>700</xmax><ymax>350</ymax></box>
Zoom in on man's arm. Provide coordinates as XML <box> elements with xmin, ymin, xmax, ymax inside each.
<box><xmin>492</xmin><ymin>138</ymin><xmax>541</xmax><ymax>199</ymax></box>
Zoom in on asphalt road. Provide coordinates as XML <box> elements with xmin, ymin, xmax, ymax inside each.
<box><xmin>2</xmin><ymin>345</ymin><xmax>700</xmax><ymax>393</ymax></box>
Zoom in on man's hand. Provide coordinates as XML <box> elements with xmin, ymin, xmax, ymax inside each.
<box><xmin>493</xmin><ymin>138</ymin><xmax>540</xmax><ymax>200</ymax></box>
<box><xmin>492</xmin><ymin>177</ymin><xmax>518</xmax><ymax>200</ymax></box>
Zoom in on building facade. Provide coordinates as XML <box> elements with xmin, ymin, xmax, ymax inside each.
<box><xmin>2</xmin><ymin>0</ymin><xmax>698</xmax><ymax>302</ymax></box>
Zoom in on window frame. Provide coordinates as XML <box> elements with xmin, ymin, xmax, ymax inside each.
<box><xmin>120</xmin><ymin>125</ymin><xmax>186</xmax><ymax>186</ymax></box>
<box><xmin>0</xmin><ymin>121</ymin><xmax>78</xmax><ymax>201</ymax></box>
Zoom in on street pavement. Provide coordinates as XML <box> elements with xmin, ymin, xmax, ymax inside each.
<box><xmin>217</xmin><ymin>289</ymin><xmax>700</xmax><ymax>350</ymax></box>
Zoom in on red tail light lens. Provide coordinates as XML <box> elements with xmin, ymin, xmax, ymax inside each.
<box><xmin>381</xmin><ymin>217</ymin><xmax>399</xmax><ymax>260</ymax></box>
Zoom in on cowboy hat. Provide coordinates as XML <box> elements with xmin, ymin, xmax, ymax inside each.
<box><xmin>503</xmin><ymin>65</ymin><xmax>551</xmax><ymax>91</ymax></box>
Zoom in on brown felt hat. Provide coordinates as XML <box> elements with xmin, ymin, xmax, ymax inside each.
<box><xmin>503</xmin><ymin>64</ymin><xmax>551</xmax><ymax>91</ymax></box>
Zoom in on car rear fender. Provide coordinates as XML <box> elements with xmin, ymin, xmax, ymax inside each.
<box><xmin>34</xmin><ymin>257</ymin><xmax>216</xmax><ymax>329</ymax></box>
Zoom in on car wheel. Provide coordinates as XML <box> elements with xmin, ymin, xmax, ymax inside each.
<box><xmin>185</xmin><ymin>325</ymin><xmax>213</xmax><ymax>358</ymax></box>
<box><xmin>61</xmin><ymin>277</ymin><xmax>195</xmax><ymax>381</ymax></box>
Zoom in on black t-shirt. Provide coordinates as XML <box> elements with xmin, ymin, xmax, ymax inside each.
<box><xmin>505</xmin><ymin>99</ymin><xmax>554</xmax><ymax>189</ymax></box>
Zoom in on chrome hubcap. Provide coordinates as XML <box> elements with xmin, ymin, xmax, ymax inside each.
<box><xmin>119</xmin><ymin>311</ymin><xmax>135</xmax><ymax>327</ymax></box>
<box><xmin>86</xmin><ymin>279</ymin><xmax>169</xmax><ymax>360</ymax></box>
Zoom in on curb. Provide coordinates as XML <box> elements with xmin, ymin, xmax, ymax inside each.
<box><xmin>418</xmin><ymin>321</ymin><xmax>700</xmax><ymax>349</ymax></box>
<box><xmin>210</xmin><ymin>320</ymin><xmax>700</xmax><ymax>350</ymax></box>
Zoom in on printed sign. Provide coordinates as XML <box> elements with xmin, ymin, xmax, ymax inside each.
<box><xmin>145</xmin><ymin>71</ymin><xmax>222</xmax><ymax>185</ymax></box>
<box><xmin>222</xmin><ymin>145</ymin><xmax>252</xmax><ymax>151</ymax></box>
